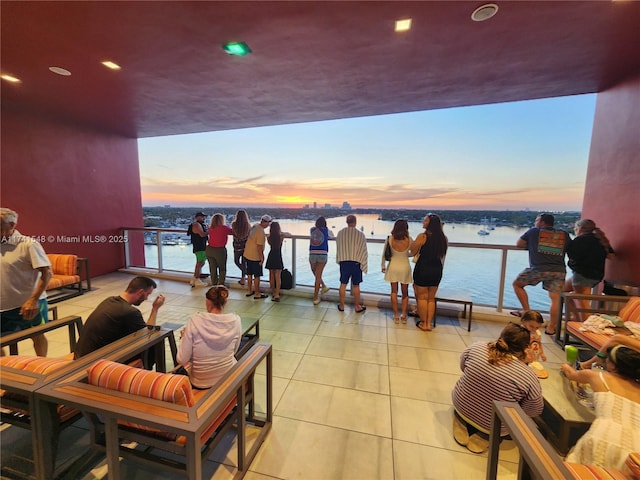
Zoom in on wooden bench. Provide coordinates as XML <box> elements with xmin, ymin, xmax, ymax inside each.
<box><xmin>0</xmin><ymin>326</ymin><xmax>177</xmax><ymax>480</ymax></box>
<box><xmin>435</xmin><ymin>288</ymin><xmax>473</xmax><ymax>331</ymax></box>
<box><xmin>487</xmin><ymin>401</ymin><xmax>632</xmax><ymax>480</ymax></box>
<box><xmin>37</xmin><ymin>342</ymin><xmax>273</xmax><ymax>480</ymax></box>
<box><xmin>0</xmin><ymin>314</ymin><xmax>82</xmax><ymax>356</ymax></box>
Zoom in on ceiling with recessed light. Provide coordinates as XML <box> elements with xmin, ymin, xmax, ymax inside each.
<box><xmin>1</xmin><ymin>1</ymin><xmax>639</xmax><ymax>139</ymax></box>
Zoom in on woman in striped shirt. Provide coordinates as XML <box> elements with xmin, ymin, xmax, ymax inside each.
<box><xmin>452</xmin><ymin>322</ymin><xmax>543</xmax><ymax>453</ymax></box>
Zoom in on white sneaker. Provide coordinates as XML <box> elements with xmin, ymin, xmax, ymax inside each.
<box><xmin>313</xmin><ymin>298</ymin><xmax>321</xmax><ymax>305</ymax></box>
<box><xmin>194</xmin><ymin>279</ymin><xmax>208</xmax><ymax>287</ymax></box>
<box><xmin>321</xmin><ymin>285</ymin><xmax>330</xmax><ymax>294</ymax></box>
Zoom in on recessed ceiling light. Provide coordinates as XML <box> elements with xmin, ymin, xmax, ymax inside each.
<box><xmin>1</xmin><ymin>73</ymin><xmax>21</xmax><ymax>83</ymax></box>
<box><xmin>221</xmin><ymin>41</ymin><xmax>252</xmax><ymax>56</ymax></box>
<box><xmin>101</xmin><ymin>61</ymin><xmax>121</xmax><ymax>70</ymax></box>
<box><xmin>395</xmin><ymin>18</ymin><xmax>412</xmax><ymax>32</ymax></box>
<box><xmin>49</xmin><ymin>66</ymin><xmax>71</xmax><ymax>76</ymax></box>
<box><xmin>471</xmin><ymin>3</ymin><xmax>499</xmax><ymax>22</ymax></box>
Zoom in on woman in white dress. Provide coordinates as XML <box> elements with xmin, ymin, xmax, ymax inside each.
<box><xmin>381</xmin><ymin>219</ymin><xmax>413</xmax><ymax>323</ymax></box>
<box><xmin>561</xmin><ymin>345</ymin><xmax>640</xmax><ymax>473</ymax></box>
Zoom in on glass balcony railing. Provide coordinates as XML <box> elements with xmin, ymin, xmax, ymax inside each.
<box><xmin>122</xmin><ymin>227</ymin><xmax>551</xmax><ymax>313</ymax></box>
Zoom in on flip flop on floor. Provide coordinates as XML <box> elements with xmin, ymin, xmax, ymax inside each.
<box><xmin>337</xmin><ymin>304</ymin><xmax>345</xmax><ymax>312</ymax></box>
<box><xmin>245</xmin><ymin>291</ymin><xmax>255</xmax><ymax>297</ymax></box>
<box><xmin>254</xmin><ymin>293</ymin><xmax>268</xmax><ymax>299</ymax></box>
<box><xmin>510</xmin><ymin>310</ymin><xmax>523</xmax><ymax>317</ymax></box>
<box><xmin>544</xmin><ymin>329</ymin><xmax>555</xmax><ymax>336</ymax></box>
<box><xmin>417</xmin><ymin>321</ymin><xmax>431</xmax><ymax>332</ymax></box>
<box><xmin>355</xmin><ymin>305</ymin><xmax>366</xmax><ymax>313</ymax></box>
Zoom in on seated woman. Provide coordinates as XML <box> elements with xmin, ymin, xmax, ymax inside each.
<box><xmin>561</xmin><ymin>345</ymin><xmax>640</xmax><ymax>473</ymax></box>
<box><xmin>176</xmin><ymin>285</ymin><xmax>242</xmax><ymax>389</ymax></box>
<box><xmin>452</xmin><ymin>323</ymin><xmax>543</xmax><ymax>453</ymax></box>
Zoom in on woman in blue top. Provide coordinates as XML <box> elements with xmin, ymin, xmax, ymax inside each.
<box><xmin>309</xmin><ymin>216</ymin><xmax>334</xmax><ymax>305</ymax></box>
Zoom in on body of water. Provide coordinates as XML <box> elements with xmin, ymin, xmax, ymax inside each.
<box><xmin>144</xmin><ymin>214</ymin><xmax>558</xmax><ymax>312</ymax></box>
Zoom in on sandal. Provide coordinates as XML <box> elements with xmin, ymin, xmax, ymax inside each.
<box><xmin>355</xmin><ymin>305</ymin><xmax>366</xmax><ymax>314</ymax></box>
<box><xmin>544</xmin><ymin>329</ymin><xmax>556</xmax><ymax>336</ymax></box>
<box><xmin>254</xmin><ymin>293</ymin><xmax>268</xmax><ymax>299</ymax></box>
<box><xmin>510</xmin><ymin>310</ymin><xmax>523</xmax><ymax>317</ymax></box>
<box><xmin>337</xmin><ymin>304</ymin><xmax>344</xmax><ymax>312</ymax></box>
<box><xmin>401</xmin><ymin>316</ymin><xmax>407</xmax><ymax>324</ymax></box>
<box><xmin>394</xmin><ymin>317</ymin><xmax>400</xmax><ymax>324</ymax></box>
<box><xmin>245</xmin><ymin>291</ymin><xmax>255</xmax><ymax>297</ymax></box>
<box><xmin>417</xmin><ymin>321</ymin><xmax>431</xmax><ymax>332</ymax></box>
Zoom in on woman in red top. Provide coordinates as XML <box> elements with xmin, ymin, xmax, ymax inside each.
<box><xmin>206</xmin><ymin>213</ymin><xmax>233</xmax><ymax>285</ymax></box>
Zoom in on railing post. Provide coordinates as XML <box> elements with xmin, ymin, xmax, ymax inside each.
<box><xmin>497</xmin><ymin>247</ymin><xmax>508</xmax><ymax>312</ymax></box>
<box><xmin>123</xmin><ymin>228</ymin><xmax>131</xmax><ymax>268</ymax></box>
<box><xmin>291</xmin><ymin>238</ymin><xmax>297</xmax><ymax>286</ymax></box>
<box><xmin>156</xmin><ymin>229</ymin><xmax>163</xmax><ymax>273</ymax></box>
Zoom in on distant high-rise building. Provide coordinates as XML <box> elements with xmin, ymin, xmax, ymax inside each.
<box><xmin>342</xmin><ymin>201</ymin><xmax>351</xmax><ymax>210</ymax></box>
<box><xmin>324</xmin><ymin>203</ymin><xmax>331</xmax><ymax>209</ymax></box>
<box><xmin>313</xmin><ymin>202</ymin><xmax>317</xmax><ymax>209</ymax></box>
<box><xmin>303</xmin><ymin>204</ymin><xmax>310</xmax><ymax>209</ymax></box>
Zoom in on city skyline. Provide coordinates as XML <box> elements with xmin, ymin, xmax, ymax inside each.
<box><xmin>138</xmin><ymin>94</ymin><xmax>596</xmax><ymax>211</ymax></box>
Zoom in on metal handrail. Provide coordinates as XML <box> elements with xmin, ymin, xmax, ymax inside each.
<box><xmin>122</xmin><ymin>226</ymin><xmax>527</xmax><ymax>312</ymax></box>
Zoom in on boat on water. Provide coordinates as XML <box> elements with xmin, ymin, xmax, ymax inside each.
<box><xmin>477</xmin><ymin>229</ymin><xmax>490</xmax><ymax>236</ymax></box>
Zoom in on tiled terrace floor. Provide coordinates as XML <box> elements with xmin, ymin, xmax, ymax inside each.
<box><xmin>1</xmin><ymin>272</ymin><xmax>570</xmax><ymax>480</ymax></box>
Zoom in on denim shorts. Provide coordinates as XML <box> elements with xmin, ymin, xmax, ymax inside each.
<box><xmin>572</xmin><ymin>272</ymin><xmax>600</xmax><ymax>288</ymax></box>
<box><xmin>309</xmin><ymin>253</ymin><xmax>328</xmax><ymax>264</ymax></box>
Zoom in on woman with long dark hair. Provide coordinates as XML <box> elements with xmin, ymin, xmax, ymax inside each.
<box><xmin>410</xmin><ymin>214</ymin><xmax>448</xmax><ymax>331</ymax></box>
<box><xmin>309</xmin><ymin>216</ymin><xmax>333</xmax><ymax>305</ymax></box>
<box><xmin>265</xmin><ymin>221</ymin><xmax>290</xmax><ymax>302</ymax></box>
<box><xmin>381</xmin><ymin>219</ymin><xmax>413</xmax><ymax>323</ymax></box>
<box><xmin>565</xmin><ymin>218</ymin><xmax>615</xmax><ymax>320</ymax></box>
<box><xmin>231</xmin><ymin>209</ymin><xmax>251</xmax><ymax>286</ymax></box>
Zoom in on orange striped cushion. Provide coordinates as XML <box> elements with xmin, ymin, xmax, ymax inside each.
<box><xmin>0</xmin><ymin>355</ymin><xmax>78</xmax><ymax>422</ymax></box>
<box><xmin>87</xmin><ymin>359</ymin><xmax>194</xmax><ymax>406</ymax></box>
<box><xmin>47</xmin><ymin>275</ymin><xmax>80</xmax><ymax>290</ymax></box>
<box><xmin>618</xmin><ymin>297</ymin><xmax>640</xmax><ymax>323</ymax></box>
<box><xmin>626</xmin><ymin>452</ymin><xmax>640</xmax><ymax>478</ymax></box>
<box><xmin>86</xmin><ymin>360</ymin><xmax>237</xmax><ymax>445</ymax></box>
<box><xmin>87</xmin><ymin>360</ymin><xmax>195</xmax><ymax>441</ymax></box>
<box><xmin>564</xmin><ymin>462</ymin><xmax>629</xmax><ymax>480</ymax></box>
<box><xmin>0</xmin><ymin>355</ymin><xmax>72</xmax><ymax>373</ymax></box>
<box><xmin>47</xmin><ymin>254</ymin><xmax>77</xmax><ymax>276</ymax></box>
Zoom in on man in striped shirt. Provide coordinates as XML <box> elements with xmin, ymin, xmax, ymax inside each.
<box><xmin>336</xmin><ymin>215</ymin><xmax>368</xmax><ymax>313</ymax></box>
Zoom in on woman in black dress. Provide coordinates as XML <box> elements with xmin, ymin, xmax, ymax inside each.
<box><xmin>411</xmin><ymin>214</ymin><xmax>448</xmax><ymax>331</ymax></box>
<box><xmin>266</xmin><ymin>221</ymin><xmax>290</xmax><ymax>302</ymax></box>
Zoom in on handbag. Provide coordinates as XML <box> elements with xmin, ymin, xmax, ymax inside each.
<box><xmin>384</xmin><ymin>236</ymin><xmax>392</xmax><ymax>262</ymax></box>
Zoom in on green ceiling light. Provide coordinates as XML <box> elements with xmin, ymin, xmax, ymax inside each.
<box><xmin>222</xmin><ymin>41</ymin><xmax>252</xmax><ymax>56</ymax></box>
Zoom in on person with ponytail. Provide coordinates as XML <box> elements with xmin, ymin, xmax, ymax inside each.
<box><xmin>176</xmin><ymin>285</ymin><xmax>242</xmax><ymax>389</ymax></box>
<box><xmin>566</xmin><ymin>219</ymin><xmax>615</xmax><ymax>320</ymax></box>
<box><xmin>562</xmin><ymin>345</ymin><xmax>640</xmax><ymax>473</ymax></box>
<box><xmin>451</xmin><ymin>323</ymin><xmax>543</xmax><ymax>453</ymax></box>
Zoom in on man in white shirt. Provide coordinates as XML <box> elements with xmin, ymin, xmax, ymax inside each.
<box><xmin>1</xmin><ymin>208</ymin><xmax>52</xmax><ymax>356</ymax></box>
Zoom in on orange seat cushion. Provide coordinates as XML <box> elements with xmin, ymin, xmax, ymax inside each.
<box><xmin>0</xmin><ymin>354</ymin><xmax>72</xmax><ymax>373</ymax></box>
<box><xmin>626</xmin><ymin>452</ymin><xmax>640</xmax><ymax>478</ymax></box>
<box><xmin>47</xmin><ymin>254</ymin><xmax>78</xmax><ymax>276</ymax></box>
<box><xmin>47</xmin><ymin>275</ymin><xmax>81</xmax><ymax>290</ymax></box>
<box><xmin>0</xmin><ymin>355</ymin><xmax>78</xmax><ymax>422</ymax></box>
<box><xmin>618</xmin><ymin>296</ymin><xmax>640</xmax><ymax>323</ymax></box>
<box><xmin>87</xmin><ymin>360</ymin><xmax>236</xmax><ymax>445</ymax></box>
<box><xmin>563</xmin><ymin>462</ymin><xmax>629</xmax><ymax>479</ymax></box>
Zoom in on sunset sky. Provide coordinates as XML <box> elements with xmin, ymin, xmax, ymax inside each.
<box><xmin>138</xmin><ymin>94</ymin><xmax>596</xmax><ymax>211</ymax></box>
